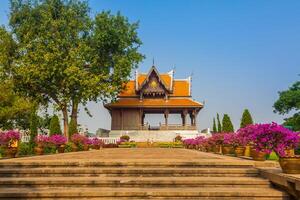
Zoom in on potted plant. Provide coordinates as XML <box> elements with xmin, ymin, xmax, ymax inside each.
<box><xmin>34</xmin><ymin>135</ymin><xmax>49</xmax><ymax>155</ymax></box>
<box><xmin>120</xmin><ymin>135</ymin><xmax>130</xmax><ymax>142</ymax></box>
<box><xmin>174</xmin><ymin>135</ymin><xmax>182</xmax><ymax>142</ymax></box>
<box><xmin>231</xmin><ymin>133</ymin><xmax>247</xmax><ymax>157</ymax></box>
<box><xmin>49</xmin><ymin>134</ymin><xmax>67</xmax><ymax>153</ymax></box>
<box><xmin>208</xmin><ymin>133</ymin><xmax>223</xmax><ymax>153</ymax></box>
<box><xmin>0</xmin><ymin>130</ymin><xmax>20</xmax><ymax>158</ymax></box>
<box><xmin>222</xmin><ymin>133</ymin><xmax>235</xmax><ymax>155</ymax></box>
<box><xmin>249</xmin><ymin>123</ymin><xmax>300</xmax><ymax>165</ymax></box>
<box><xmin>71</xmin><ymin>134</ymin><xmax>87</xmax><ymax>151</ymax></box>
<box><xmin>259</xmin><ymin>123</ymin><xmax>300</xmax><ymax>173</ymax></box>
<box><xmin>83</xmin><ymin>138</ymin><xmax>92</xmax><ymax>151</ymax></box>
<box><xmin>91</xmin><ymin>138</ymin><xmax>103</xmax><ymax>150</ymax></box>
<box><xmin>237</xmin><ymin>125</ymin><xmax>256</xmax><ymax>157</ymax></box>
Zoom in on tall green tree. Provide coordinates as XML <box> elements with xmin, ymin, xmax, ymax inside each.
<box><xmin>2</xmin><ymin>0</ymin><xmax>143</xmax><ymax>137</ymax></box>
<box><xmin>49</xmin><ymin>115</ymin><xmax>62</xmax><ymax>136</ymax></box>
<box><xmin>222</xmin><ymin>114</ymin><xmax>234</xmax><ymax>132</ymax></box>
<box><xmin>68</xmin><ymin>118</ymin><xmax>78</xmax><ymax>139</ymax></box>
<box><xmin>274</xmin><ymin>80</ymin><xmax>300</xmax><ymax>131</ymax></box>
<box><xmin>29</xmin><ymin>109</ymin><xmax>39</xmax><ymax>144</ymax></box>
<box><xmin>217</xmin><ymin>113</ymin><xmax>222</xmax><ymax>133</ymax></box>
<box><xmin>240</xmin><ymin>109</ymin><xmax>253</xmax><ymax>128</ymax></box>
<box><xmin>212</xmin><ymin>118</ymin><xmax>217</xmax><ymax>133</ymax></box>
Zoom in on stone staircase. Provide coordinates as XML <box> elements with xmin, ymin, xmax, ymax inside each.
<box><xmin>0</xmin><ymin>159</ymin><xmax>291</xmax><ymax>199</ymax></box>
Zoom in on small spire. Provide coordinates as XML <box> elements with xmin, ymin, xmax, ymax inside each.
<box><xmin>152</xmin><ymin>58</ymin><xmax>155</xmax><ymax>66</ymax></box>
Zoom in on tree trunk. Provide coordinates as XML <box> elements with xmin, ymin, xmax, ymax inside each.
<box><xmin>61</xmin><ymin>105</ymin><xmax>69</xmax><ymax>138</ymax></box>
<box><xmin>71</xmin><ymin>98</ymin><xmax>79</xmax><ymax>127</ymax></box>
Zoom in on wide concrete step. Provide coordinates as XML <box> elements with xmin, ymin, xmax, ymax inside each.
<box><xmin>0</xmin><ymin>187</ymin><xmax>289</xmax><ymax>199</ymax></box>
<box><xmin>0</xmin><ymin>176</ymin><xmax>272</xmax><ymax>188</ymax></box>
<box><xmin>0</xmin><ymin>161</ymin><xmax>255</xmax><ymax>168</ymax></box>
<box><xmin>0</xmin><ymin>167</ymin><xmax>259</xmax><ymax>177</ymax></box>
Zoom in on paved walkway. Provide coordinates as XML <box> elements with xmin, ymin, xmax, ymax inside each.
<box><xmin>0</xmin><ymin>148</ymin><xmax>278</xmax><ymax>168</ymax></box>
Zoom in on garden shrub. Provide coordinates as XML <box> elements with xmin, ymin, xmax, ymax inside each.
<box><xmin>0</xmin><ymin>147</ymin><xmax>4</xmax><ymax>158</ymax></box>
<box><xmin>222</xmin><ymin>114</ymin><xmax>234</xmax><ymax>132</ymax></box>
<box><xmin>267</xmin><ymin>151</ymin><xmax>279</xmax><ymax>160</ymax></box>
<box><xmin>49</xmin><ymin>115</ymin><xmax>62</xmax><ymax>135</ymax></box>
<box><xmin>240</xmin><ymin>109</ymin><xmax>253</xmax><ymax>128</ymax></box>
<box><xmin>64</xmin><ymin>142</ymin><xmax>73</xmax><ymax>153</ymax></box>
<box><xmin>68</xmin><ymin>118</ymin><xmax>77</xmax><ymax>139</ymax></box>
<box><xmin>43</xmin><ymin>145</ymin><xmax>57</xmax><ymax>154</ymax></box>
<box><xmin>120</xmin><ymin>135</ymin><xmax>130</xmax><ymax>141</ymax></box>
<box><xmin>18</xmin><ymin>142</ymin><xmax>33</xmax><ymax>156</ymax></box>
<box><xmin>119</xmin><ymin>141</ymin><xmax>136</xmax><ymax>148</ymax></box>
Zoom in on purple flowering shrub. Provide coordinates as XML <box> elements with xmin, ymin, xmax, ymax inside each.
<box><xmin>91</xmin><ymin>138</ymin><xmax>103</xmax><ymax>146</ymax></box>
<box><xmin>49</xmin><ymin>134</ymin><xmax>67</xmax><ymax>146</ymax></box>
<box><xmin>83</xmin><ymin>138</ymin><xmax>93</xmax><ymax>146</ymax></box>
<box><xmin>71</xmin><ymin>134</ymin><xmax>87</xmax><ymax>145</ymax></box>
<box><xmin>247</xmin><ymin>123</ymin><xmax>300</xmax><ymax>157</ymax></box>
<box><xmin>0</xmin><ymin>130</ymin><xmax>21</xmax><ymax>147</ymax></box>
<box><xmin>35</xmin><ymin>135</ymin><xmax>50</xmax><ymax>145</ymax></box>
<box><xmin>223</xmin><ymin>133</ymin><xmax>246</xmax><ymax>147</ymax></box>
<box><xmin>210</xmin><ymin>133</ymin><xmax>225</xmax><ymax>145</ymax></box>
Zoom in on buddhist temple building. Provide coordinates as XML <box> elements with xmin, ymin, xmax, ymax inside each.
<box><xmin>104</xmin><ymin>66</ymin><xmax>204</xmax><ymax>141</ymax></box>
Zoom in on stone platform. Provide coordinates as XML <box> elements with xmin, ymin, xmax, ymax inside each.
<box><xmin>0</xmin><ymin>148</ymin><xmax>291</xmax><ymax>199</ymax></box>
<box><xmin>109</xmin><ymin>130</ymin><xmax>207</xmax><ymax>142</ymax></box>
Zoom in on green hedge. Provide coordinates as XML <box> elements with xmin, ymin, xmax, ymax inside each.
<box><xmin>158</xmin><ymin>142</ymin><xmax>183</xmax><ymax>148</ymax></box>
<box><xmin>119</xmin><ymin>142</ymin><xmax>136</xmax><ymax>148</ymax></box>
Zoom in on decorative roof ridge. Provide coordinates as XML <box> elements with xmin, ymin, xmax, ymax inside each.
<box><xmin>135</xmin><ymin>70</ymin><xmax>139</xmax><ymax>90</ymax></box>
<box><xmin>138</xmin><ymin>66</ymin><xmax>171</xmax><ymax>92</ymax></box>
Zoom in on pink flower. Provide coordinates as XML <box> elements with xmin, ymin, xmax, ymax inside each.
<box><xmin>71</xmin><ymin>133</ymin><xmax>87</xmax><ymax>145</ymax></box>
<box><xmin>0</xmin><ymin>130</ymin><xmax>21</xmax><ymax>146</ymax></box>
<box><xmin>49</xmin><ymin>134</ymin><xmax>67</xmax><ymax>146</ymax></box>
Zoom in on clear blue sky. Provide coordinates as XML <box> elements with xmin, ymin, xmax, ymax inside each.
<box><xmin>1</xmin><ymin>0</ymin><xmax>299</xmax><ymax>132</ymax></box>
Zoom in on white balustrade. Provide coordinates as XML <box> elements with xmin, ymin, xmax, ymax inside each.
<box><xmin>95</xmin><ymin>137</ymin><xmax>118</xmax><ymax>144</ymax></box>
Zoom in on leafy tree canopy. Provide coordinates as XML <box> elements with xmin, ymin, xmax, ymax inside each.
<box><xmin>0</xmin><ymin>80</ymin><xmax>33</xmax><ymax>130</ymax></box>
<box><xmin>274</xmin><ymin>80</ymin><xmax>300</xmax><ymax>131</ymax></box>
<box><xmin>274</xmin><ymin>81</ymin><xmax>300</xmax><ymax>114</ymax></box>
<box><xmin>1</xmin><ymin>0</ymin><xmax>144</xmax><ymax>136</ymax></box>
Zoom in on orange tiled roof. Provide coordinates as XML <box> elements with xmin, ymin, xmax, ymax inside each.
<box><xmin>119</xmin><ymin>81</ymin><xmax>136</xmax><ymax>96</ymax></box>
<box><xmin>105</xmin><ymin>98</ymin><xmax>202</xmax><ymax>108</ymax></box>
<box><xmin>171</xmin><ymin>80</ymin><xmax>190</xmax><ymax>96</ymax></box>
<box><xmin>118</xmin><ymin>67</ymin><xmax>191</xmax><ymax>97</ymax></box>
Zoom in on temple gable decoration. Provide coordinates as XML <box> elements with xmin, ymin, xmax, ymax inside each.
<box><xmin>137</xmin><ymin>67</ymin><xmax>171</xmax><ymax>97</ymax></box>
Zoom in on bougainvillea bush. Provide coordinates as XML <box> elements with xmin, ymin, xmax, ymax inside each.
<box><xmin>49</xmin><ymin>134</ymin><xmax>67</xmax><ymax>146</ymax></box>
<box><xmin>71</xmin><ymin>134</ymin><xmax>87</xmax><ymax>145</ymax></box>
<box><xmin>0</xmin><ymin>130</ymin><xmax>21</xmax><ymax>147</ymax></box>
<box><xmin>35</xmin><ymin>135</ymin><xmax>50</xmax><ymax>145</ymax></box>
<box><xmin>248</xmin><ymin>123</ymin><xmax>300</xmax><ymax>157</ymax></box>
<box><xmin>223</xmin><ymin>133</ymin><xmax>247</xmax><ymax>147</ymax></box>
<box><xmin>91</xmin><ymin>138</ymin><xmax>104</xmax><ymax>147</ymax></box>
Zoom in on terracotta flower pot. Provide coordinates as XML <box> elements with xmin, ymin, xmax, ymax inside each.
<box><xmin>34</xmin><ymin>146</ymin><xmax>43</xmax><ymax>155</ymax></box>
<box><xmin>213</xmin><ymin>145</ymin><xmax>221</xmax><ymax>153</ymax></box>
<box><xmin>4</xmin><ymin>147</ymin><xmax>18</xmax><ymax>158</ymax></box>
<box><xmin>83</xmin><ymin>145</ymin><xmax>89</xmax><ymax>151</ymax></box>
<box><xmin>222</xmin><ymin>145</ymin><xmax>234</xmax><ymax>155</ymax></box>
<box><xmin>279</xmin><ymin>156</ymin><xmax>300</xmax><ymax>174</ymax></box>
<box><xmin>234</xmin><ymin>146</ymin><xmax>245</xmax><ymax>157</ymax></box>
<box><xmin>285</xmin><ymin>149</ymin><xmax>295</xmax><ymax>157</ymax></box>
<box><xmin>57</xmin><ymin>145</ymin><xmax>65</xmax><ymax>153</ymax></box>
<box><xmin>93</xmin><ymin>145</ymin><xmax>100</xmax><ymax>150</ymax></box>
<box><xmin>72</xmin><ymin>143</ymin><xmax>78</xmax><ymax>152</ymax></box>
<box><xmin>244</xmin><ymin>145</ymin><xmax>251</xmax><ymax>157</ymax></box>
<box><xmin>251</xmin><ymin>149</ymin><xmax>266</xmax><ymax>161</ymax></box>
